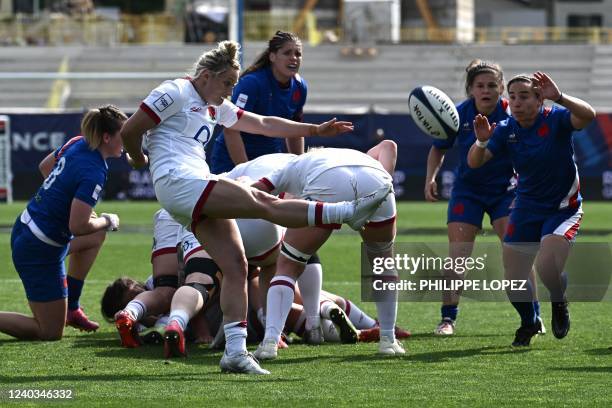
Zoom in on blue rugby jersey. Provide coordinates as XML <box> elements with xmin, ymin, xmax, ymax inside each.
<box><xmin>26</xmin><ymin>137</ymin><xmax>107</xmax><ymax>245</ymax></box>
<box><xmin>487</xmin><ymin>106</ymin><xmax>581</xmax><ymax>211</ymax></box>
<box><xmin>211</xmin><ymin>66</ymin><xmax>307</xmax><ymax>173</ymax></box>
<box><xmin>433</xmin><ymin>98</ymin><xmax>514</xmax><ymax>197</ymax></box>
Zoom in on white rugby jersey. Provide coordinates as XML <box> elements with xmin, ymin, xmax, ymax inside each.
<box><xmin>259</xmin><ymin>148</ymin><xmax>387</xmax><ymax>195</ymax></box>
<box><xmin>141</xmin><ymin>78</ymin><xmax>243</xmax><ymax>183</ymax></box>
<box><xmin>224</xmin><ymin>153</ymin><xmax>296</xmax><ymax>182</ymax></box>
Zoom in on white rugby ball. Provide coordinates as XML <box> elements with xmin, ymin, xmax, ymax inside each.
<box><xmin>408</xmin><ymin>85</ymin><xmax>459</xmax><ymax>140</ymax></box>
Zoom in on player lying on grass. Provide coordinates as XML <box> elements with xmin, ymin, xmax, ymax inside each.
<box><xmin>102</xmin><ymin>260</ymin><xmax>406</xmax><ymax>353</ymax></box>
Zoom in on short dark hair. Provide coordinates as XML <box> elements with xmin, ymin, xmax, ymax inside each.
<box><xmin>100</xmin><ymin>277</ymin><xmax>143</xmax><ymax>322</ymax></box>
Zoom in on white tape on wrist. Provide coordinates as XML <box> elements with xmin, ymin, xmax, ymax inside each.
<box><xmin>475</xmin><ymin>139</ymin><xmax>489</xmax><ymax>148</ymax></box>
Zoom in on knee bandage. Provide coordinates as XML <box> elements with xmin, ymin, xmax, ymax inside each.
<box><xmin>153</xmin><ymin>274</ymin><xmax>179</xmax><ymax>289</ymax></box>
<box><xmin>280</xmin><ymin>242</ymin><xmax>312</xmax><ymax>265</ymax></box>
<box><xmin>184</xmin><ymin>257</ymin><xmax>221</xmax><ymax>292</ymax></box>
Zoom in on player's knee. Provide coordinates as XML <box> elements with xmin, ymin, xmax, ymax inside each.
<box><xmin>250</xmin><ymin>189</ymin><xmax>277</xmax><ymax>218</ymax></box>
<box><xmin>38</xmin><ymin>327</ymin><xmax>63</xmax><ymax>341</ymax></box>
<box><xmin>334</xmin><ymin>297</ymin><xmax>347</xmax><ymax>310</ymax></box>
<box><xmin>220</xmin><ymin>256</ymin><xmax>248</xmax><ymax>280</ymax></box>
<box><xmin>184</xmin><ymin>258</ymin><xmax>220</xmax><ymax>296</ymax></box>
<box><xmin>380</xmin><ymin>139</ymin><xmax>397</xmax><ymax>154</ymax></box>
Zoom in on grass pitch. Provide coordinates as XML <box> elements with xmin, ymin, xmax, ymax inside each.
<box><xmin>0</xmin><ymin>202</ymin><xmax>611</xmax><ymax>406</ymax></box>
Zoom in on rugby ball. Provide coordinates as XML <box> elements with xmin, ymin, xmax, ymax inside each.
<box><xmin>408</xmin><ymin>86</ymin><xmax>459</xmax><ymax>140</ymax></box>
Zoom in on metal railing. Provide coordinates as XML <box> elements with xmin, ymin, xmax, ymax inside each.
<box><xmin>400</xmin><ymin>26</ymin><xmax>612</xmax><ymax>44</ymax></box>
<box><xmin>1</xmin><ymin>12</ymin><xmax>612</xmax><ymax>45</ymax></box>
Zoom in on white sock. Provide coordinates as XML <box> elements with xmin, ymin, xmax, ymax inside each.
<box><xmin>344</xmin><ymin>299</ymin><xmax>377</xmax><ymax>329</ymax></box>
<box><xmin>168</xmin><ymin>309</ymin><xmax>190</xmax><ymax>331</ymax></box>
<box><xmin>306</xmin><ymin>315</ymin><xmax>321</xmax><ymax>330</ymax></box>
<box><xmin>307</xmin><ymin>201</ymin><xmax>353</xmax><ymax>226</ymax></box>
<box><xmin>376</xmin><ymin>300</ymin><xmax>397</xmax><ymax>341</ymax></box>
<box><xmin>321</xmin><ymin>318</ymin><xmax>340</xmax><ymax>343</ymax></box>
<box><xmin>298</xmin><ymin>264</ymin><xmax>322</xmax><ymax>329</ymax></box>
<box><xmin>319</xmin><ymin>300</ymin><xmax>337</xmax><ymax>320</ymax></box>
<box><xmin>155</xmin><ymin>315</ymin><xmax>170</xmax><ymax>327</ymax></box>
<box><xmin>224</xmin><ymin>321</ymin><xmax>247</xmax><ymax>357</ymax></box>
<box><xmin>264</xmin><ymin>276</ymin><xmax>296</xmax><ymax>343</ymax></box>
<box><xmin>124</xmin><ymin>300</ymin><xmax>146</xmax><ymax>322</ymax></box>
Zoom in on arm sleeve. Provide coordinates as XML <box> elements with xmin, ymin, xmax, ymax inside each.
<box><xmin>74</xmin><ymin>169</ymin><xmax>105</xmax><ymax>208</ymax></box>
<box><xmin>140</xmin><ymin>80</ymin><xmax>185</xmax><ymax>125</ymax></box>
<box><xmin>556</xmin><ymin>106</ymin><xmax>575</xmax><ymax>134</ymax></box>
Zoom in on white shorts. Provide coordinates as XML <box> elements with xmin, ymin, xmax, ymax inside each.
<box><xmin>303</xmin><ymin>166</ymin><xmax>396</xmax><ymax>226</ymax></box>
<box><xmin>236</xmin><ymin>218</ymin><xmax>284</xmax><ymax>261</ymax></box>
<box><xmin>178</xmin><ymin>218</ymin><xmax>283</xmax><ymax>263</ymax></box>
<box><xmin>154</xmin><ymin>173</ymin><xmax>219</xmax><ymax>232</ymax></box>
<box><xmin>179</xmin><ymin>228</ymin><xmax>204</xmax><ymax>262</ymax></box>
<box><xmin>151</xmin><ymin>209</ymin><xmax>182</xmax><ymax>262</ymax></box>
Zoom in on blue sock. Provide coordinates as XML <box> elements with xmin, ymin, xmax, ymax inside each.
<box><xmin>67</xmin><ymin>276</ymin><xmax>84</xmax><ymax>311</ymax></box>
<box><xmin>511</xmin><ymin>302</ymin><xmax>536</xmax><ymax>327</ymax></box>
<box><xmin>441</xmin><ymin>305</ymin><xmax>458</xmax><ymax>321</ymax></box>
<box><xmin>533</xmin><ymin>301</ymin><xmax>541</xmax><ymax>318</ymax></box>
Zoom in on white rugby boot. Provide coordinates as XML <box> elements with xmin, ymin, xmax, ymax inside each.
<box><xmin>253</xmin><ymin>338</ymin><xmax>278</xmax><ymax>361</ymax></box>
<box><xmin>378</xmin><ymin>335</ymin><xmax>406</xmax><ymax>355</ymax></box>
<box><xmin>345</xmin><ymin>183</ymin><xmax>393</xmax><ymax>231</ymax></box>
<box><xmin>220</xmin><ymin>351</ymin><xmax>270</xmax><ymax>375</ymax></box>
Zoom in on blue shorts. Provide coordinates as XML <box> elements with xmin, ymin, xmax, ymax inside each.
<box><xmin>447</xmin><ymin>190</ymin><xmax>514</xmax><ymax>229</ymax></box>
<box><xmin>504</xmin><ymin>206</ymin><xmax>583</xmax><ymax>243</ymax></box>
<box><xmin>11</xmin><ymin>218</ymin><xmax>69</xmax><ymax>302</ymax></box>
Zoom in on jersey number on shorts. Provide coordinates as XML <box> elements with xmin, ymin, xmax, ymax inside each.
<box><xmin>193</xmin><ymin>126</ymin><xmax>212</xmax><ymax>146</ymax></box>
<box><xmin>42</xmin><ymin>157</ymin><xmax>66</xmax><ymax>190</ymax></box>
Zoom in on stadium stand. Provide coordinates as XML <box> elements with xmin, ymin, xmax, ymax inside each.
<box><xmin>0</xmin><ymin>43</ymin><xmax>609</xmax><ymax>112</ymax></box>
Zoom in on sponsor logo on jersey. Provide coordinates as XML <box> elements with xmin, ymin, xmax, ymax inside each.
<box><xmin>153</xmin><ymin>93</ymin><xmax>174</xmax><ymax>112</ymax></box>
<box><xmin>508</xmin><ymin>133</ymin><xmax>517</xmax><ymax>143</ymax></box>
<box><xmin>92</xmin><ymin>184</ymin><xmax>102</xmax><ymax>200</ymax></box>
<box><xmin>462</xmin><ymin>122</ymin><xmax>471</xmax><ymax>132</ymax></box>
<box><xmin>190</xmin><ymin>106</ymin><xmax>203</xmax><ymax>112</ymax></box>
<box><xmin>236</xmin><ymin>93</ymin><xmax>248</xmax><ymax>108</ymax></box>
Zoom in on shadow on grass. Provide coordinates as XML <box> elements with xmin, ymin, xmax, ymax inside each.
<box><xmin>331</xmin><ymin>345</ymin><xmax>532</xmax><ymax>364</ymax></box>
<box><xmin>407</xmin><ymin>332</ymin><xmax>509</xmax><ymax>340</ymax></box>
<box><xmin>554</xmin><ymin>366</ymin><xmax>612</xmax><ymax>373</ymax></box>
<box><xmin>584</xmin><ymin>347</ymin><xmax>612</xmax><ymax>356</ymax></box>
<box><xmin>0</xmin><ymin>372</ymin><xmax>303</xmax><ymax>384</ymax></box>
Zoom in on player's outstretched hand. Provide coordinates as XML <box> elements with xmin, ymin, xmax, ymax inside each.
<box><xmin>126</xmin><ymin>152</ymin><xmax>149</xmax><ymax>169</ymax></box>
<box><xmin>473</xmin><ymin>114</ymin><xmax>496</xmax><ymax>142</ymax></box>
<box><xmin>533</xmin><ymin>71</ymin><xmax>562</xmax><ymax>102</ymax></box>
<box><xmin>315</xmin><ymin>118</ymin><xmax>354</xmax><ymax>137</ymax></box>
<box><xmin>101</xmin><ymin>213</ymin><xmax>120</xmax><ymax>232</ymax></box>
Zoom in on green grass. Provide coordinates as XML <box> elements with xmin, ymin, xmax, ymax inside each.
<box><xmin>0</xmin><ymin>202</ymin><xmax>611</xmax><ymax>406</ymax></box>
